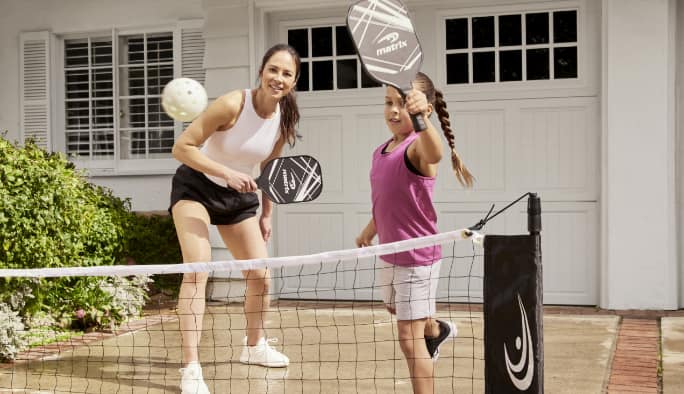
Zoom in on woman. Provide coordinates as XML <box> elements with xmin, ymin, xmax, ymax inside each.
<box><xmin>169</xmin><ymin>44</ymin><xmax>301</xmax><ymax>394</ymax></box>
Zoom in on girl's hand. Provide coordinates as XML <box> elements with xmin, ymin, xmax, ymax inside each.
<box><xmin>222</xmin><ymin>168</ymin><xmax>257</xmax><ymax>192</ymax></box>
<box><xmin>259</xmin><ymin>214</ymin><xmax>272</xmax><ymax>242</ymax></box>
<box><xmin>355</xmin><ymin>228</ymin><xmax>375</xmax><ymax>247</ymax></box>
<box><xmin>404</xmin><ymin>89</ymin><xmax>429</xmax><ymax>117</ymax></box>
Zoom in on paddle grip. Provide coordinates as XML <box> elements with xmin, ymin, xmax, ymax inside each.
<box><xmin>411</xmin><ymin>113</ymin><xmax>427</xmax><ymax>132</ymax></box>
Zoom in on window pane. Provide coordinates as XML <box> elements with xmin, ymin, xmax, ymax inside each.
<box><xmin>499</xmin><ymin>14</ymin><xmax>521</xmax><ymax>46</ymax></box>
<box><xmin>66</xmin><ymin>130</ymin><xmax>90</xmax><ymax>156</ymax></box>
<box><xmin>337</xmin><ymin>59</ymin><xmax>357</xmax><ymax>89</ymax></box>
<box><xmin>554</xmin><ymin>11</ymin><xmax>577</xmax><ymax>43</ymax></box>
<box><xmin>147</xmin><ymin>34</ymin><xmax>173</xmax><ymax>63</ymax></box>
<box><xmin>147</xmin><ymin>64</ymin><xmax>173</xmax><ymax>95</ymax></box>
<box><xmin>446</xmin><ymin>53</ymin><xmax>468</xmax><ymax>84</ymax></box>
<box><xmin>312</xmin><ymin>27</ymin><xmax>332</xmax><ymax>57</ymax></box>
<box><xmin>500</xmin><ymin>50</ymin><xmax>522</xmax><ymax>81</ymax></box>
<box><xmin>297</xmin><ymin>62</ymin><xmax>309</xmax><ymax>91</ymax></box>
<box><xmin>473</xmin><ymin>51</ymin><xmax>495</xmax><ymax>82</ymax></box>
<box><xmin>148</xmin><ymin>97</ymin><xmax>174</xmax><ymax>128</ymax></box>
<box><xmin>472</xmin><ymin>17</ymin><xmax>494</xmax><ymax>48</ymax></box>
<box><xmin>120</xmin><ymin>98</ymin><xmax>147</xmax><ymax>128</ymax></box>
<box><xmin>336</xmin><ymin>26</ymin><xmax>356</xmax><ymax>56</ymax></box>
<box><xmin>526</xmin><ymin>13</ymin><xmax>549</xmax><ymax>44</ymax></box>
<box><xmin>66</xmin><ymin>69</ymin><xmax>89</xmax><ymax>99</ymax></box>
<box><xmin>124</xmin><ymin>36</ymin><xmax>145</xmax><ymax>65</ymax></box>
<box><xmin>312</xmin><ymin>60</ymin><xmax>333</xmax><ymax>90</ymax></box>
<box><xmin>120</xmin><ymin>67</ymin><xmax>145</xmax><ymax>96</ymax></box>
<box><xmin>148</xmin><ymin>129</ymin><xmax>175</xmax><ymax>154</ymax></box>
<box><xmin>446</xmin><ymin>18</ymin><xmax>468</xmax><ymax>50</ymax></box>
<box><xmin>526</xmin><ymin>49</ymin><xmax>549</xmax><ymax>80</ymax></box>
<box><xmin>65</xmin><ymin>100</ymin><xmax>89</xmax><ymax>130</ymax></box>
<box><xmin>92</xmin><ymin>99</ymin><xmax>114</xmax><ymax>129</ymax></box>
<box><xmin>361</xmin><ymin>67</ymin><xmax>381</xmax><ymax>88</ymax></box>
<box><xmin>91</xmin><ymin>40</ymin><xmax>112</xmax><ymax>66</ymax></box>
<box><xmin>288</xmin><ymin>29</ymin><xmax>308</xmax><ymax>58</ymax></box>
<box><xmin>65</xmin><ymin>40</ymin><xmax>89</xmax><ymax>68</ymax></box>
<box><xmin>91</xmin><ymin>129</ymin><xmax>114</xmax><ymax>158</ymax></box>
<box><xmin>554</xmin><ymin>47</ymin><xmax>577</xmax><ymax>78</ymax></box>
<box><xmin>92</xmin><ymin>69</ymin><xmax>113</xmax><ymax>99</ymax></box>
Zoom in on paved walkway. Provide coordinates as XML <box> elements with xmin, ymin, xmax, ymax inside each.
<box><xmin>1</xmin><ymin>305</ymin><xmax>683</xmax><ymax>393</ymax></box>
<box><xmin>662</xmin><ymin>317</ymin><xmax>684</xmax><ymax>394</ymax></box>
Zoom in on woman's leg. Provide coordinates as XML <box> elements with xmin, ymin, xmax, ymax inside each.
<box><xmin>397</xmin><ymin>318</ymin><xmax>435</xmax><ymax>394</ymax></box>
<box><xmin>217</xmin><ymin>216</ymin><xmax>269</xmax><ymax>345</ymax></box>
<box><xmin>172</xmin><ymin>200</ymin><xmax>212</xmax><ymax>365</ymax></box>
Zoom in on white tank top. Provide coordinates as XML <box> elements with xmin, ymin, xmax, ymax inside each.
<box><xmin>201</xmin><ymin>89</ymin><xmax>281</xmax><ymax>186</ymax></box>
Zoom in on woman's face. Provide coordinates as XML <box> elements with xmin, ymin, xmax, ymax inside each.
<box><xmin>384</xmin><ymin>86</ymin><xmax>413</xmax><ymax>136</ymax></box>
<box><xmin>259</xmin><ymin>50</ymin><xmax>298</xmax><ymax>100</ymax></box>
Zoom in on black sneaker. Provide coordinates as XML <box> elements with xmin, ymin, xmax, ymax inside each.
<box><xmin>425</xmin><ymin>320</ymin><xmax>457</xmax><ymax>360</ymax></box>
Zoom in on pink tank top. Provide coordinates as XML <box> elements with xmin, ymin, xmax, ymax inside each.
<box><xmin>371</xmin><ymin>132</ymin><xmax>441</xmax><ymax>266</ymax></box>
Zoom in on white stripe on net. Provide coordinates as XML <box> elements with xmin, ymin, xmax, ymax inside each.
<box><xmin>0</xmin><ymin>229</ymin><xmax>483</xmax><ymax>278</ymax></box>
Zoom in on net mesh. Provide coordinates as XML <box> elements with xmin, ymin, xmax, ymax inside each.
<box><xmin>0</xmin><ymin>229</ymin><xmax>484</xmax><ymax>393</ymax></box>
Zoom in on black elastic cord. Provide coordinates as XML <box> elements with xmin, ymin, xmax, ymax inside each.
<box><xmin>468</xmin><ymin>192</ymin><xmax>532</xmax><ymax>231</ymax></box>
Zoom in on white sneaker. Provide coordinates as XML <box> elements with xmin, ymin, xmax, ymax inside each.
<box><xmin>179</xmin><ymin>362</ymin><xmax>210</xmax><ymax>394</ymax></box>
<box><xmin>239</xmin><ymin>337</ymin><xmax>290</xmax><ymax>367</ymax></box>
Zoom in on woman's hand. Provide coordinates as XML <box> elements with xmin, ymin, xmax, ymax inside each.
<box><xmin>222</xmin><ymin>168</ymin><xmax>257</xmax><ymax>192</ymax></box>
<box><xmin>259</xmin><ymin>214</ymin><xmax>272</xmax><ymax>242</ymax></box>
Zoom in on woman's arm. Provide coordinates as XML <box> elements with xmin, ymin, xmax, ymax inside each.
<box><xmin>172</xmin><ymin>90</ymin><xmax>257</xmax><ymax>192</ymax></box>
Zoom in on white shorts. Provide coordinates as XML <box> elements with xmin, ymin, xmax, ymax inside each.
<box><xmin>377</xmin><ymin>260</ymin><xmax>442</xmax><ymax>321</ymax></box>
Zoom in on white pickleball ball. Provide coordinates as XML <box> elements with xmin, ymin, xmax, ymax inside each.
<box><xmin>161</xmin><ymin>78</ymin><xmax>208</xmax><ymax>122</ymax></box>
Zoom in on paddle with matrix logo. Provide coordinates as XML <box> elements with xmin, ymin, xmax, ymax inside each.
<box><xmin>255</xmin><ymin>155</ymin><xmax>323</xmax><ymax>204</ymax></box>
<box><xmin>346</xmin><ymin>0</ymin><xmax>426</xmax><ymax>131</ymax></box>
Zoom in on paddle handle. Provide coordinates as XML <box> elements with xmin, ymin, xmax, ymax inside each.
<box><xmin>410</xmin><ymin>113</ymin><xmax>427</xmax><ymax>132</ymax></box>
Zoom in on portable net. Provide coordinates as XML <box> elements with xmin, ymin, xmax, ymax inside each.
<box><xmin>0</xmin><ymin>229</ymin><xmax>484</xmax><ymax>393</ymax></box>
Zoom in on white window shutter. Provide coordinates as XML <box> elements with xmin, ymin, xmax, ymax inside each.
<box><xmin>179</xmin><ymin>20</ymin><xmax>206</xmax><ymax>85</ymax></box>
<box><xmin>20</xmin><ymin>31</ymin><xmax>51</xmax><ymax>150</ymax></box>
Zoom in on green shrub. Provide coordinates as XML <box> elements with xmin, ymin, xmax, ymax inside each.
<box><xmin>0</xmin><ymin>136</ymin><xmax>179</xmax><ymax>331</ymax></box>
<box><xmin>125</xmin><ymin>213</ymin><xmax>182</xmax><ymax>296</ymax></box>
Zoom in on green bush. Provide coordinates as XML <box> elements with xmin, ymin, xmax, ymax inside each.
<box><xmin>0</xmin><ymin>136</ymin><xmax>179</xmax><ymax>336</ymax></box>
<box><xmin>126</xmin><ymin>213</ymin><xmax>182</xmax><ymax>296</ymax></box>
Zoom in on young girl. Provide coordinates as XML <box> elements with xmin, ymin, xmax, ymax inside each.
<box><xmin>170</xmin><ymin>44</ymin><xmax>301</xmax><ymax>394</ymax></box>
<box><xmin>355</xmin><ymin>72</ymin><xmax>473</xmax><ymax>394</ymax></box>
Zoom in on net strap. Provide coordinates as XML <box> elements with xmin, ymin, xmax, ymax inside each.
<box><xmin>0</xmin><ymin>229</ymin><xmax>483</xmax><ymax>278</ymax></box>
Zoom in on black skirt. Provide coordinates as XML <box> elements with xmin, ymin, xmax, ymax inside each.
<box><xmin>169</xmin><ymin>164</ymin><xmax>259</xmax><ymax>225</ymax></box>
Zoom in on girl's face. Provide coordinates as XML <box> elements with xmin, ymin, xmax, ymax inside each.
<box><xmin>260</xmin><ymin>50</ymin><xmax>298</xmax><ymax>100</ymax></box>
<box><xmin>384</xmin><ymin>86</ymin><xmax>413</xmax><ymax>136</ymax></box>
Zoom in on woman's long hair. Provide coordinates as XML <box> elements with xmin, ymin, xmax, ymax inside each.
<box><xmin>258</xmin><ymin>44</ymin><xmax>302</xmax><ymax>147</ymax></box>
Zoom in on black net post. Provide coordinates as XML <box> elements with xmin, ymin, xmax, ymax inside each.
<box><xmin>484</xmin><ymin>193</ymin><xmax>544</xmax><ymax>393</ymax></box>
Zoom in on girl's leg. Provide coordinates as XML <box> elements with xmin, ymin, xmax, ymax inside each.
<box><xmin>397</xmin><ymin>319</ymin><xmax>435</xmax><ymax>394</ymax></box>
<box><xmin>172</xmin><ymin>200</ymin><xmax>212</xmax><ymax>365</ymax></box>
<box><xmin>217</xmin><ymin>216</ymin><xmax>269</xmax><ymax>345</ymax></box>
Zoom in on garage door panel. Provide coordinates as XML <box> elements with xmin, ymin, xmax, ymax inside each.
<box><xmin>351</xmin><ymin>112</ymin><xmax>388</xmax><ymax>195</ymax></box>
<box><xmin>515</xmin><ymin>102</ymin><xmax>598</xmax><ymax>192</ymax></box>
<box><xmin>288</xmin><ymin>112</ymin><xmax>344</xmax><ymax>201</ymax></box>
<box><xmin>437</xmin><ymin>109</ymin><xmax>506</xmax><ymax>193</ymax></box>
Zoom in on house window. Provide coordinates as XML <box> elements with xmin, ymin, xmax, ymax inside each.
<box><xmin>287</xmin><ymin>25</ymin><xmax>381</xmax><ymax>91</ymax></box>
<box><xmin>64</xmin><ymin>32</ymin><xmax>175</xmax><ymax>161</ymax></box>
<box><xmin>445</xmin><ymin>10</ymin><xmax>578</xmax><ymax>84</ymax></box>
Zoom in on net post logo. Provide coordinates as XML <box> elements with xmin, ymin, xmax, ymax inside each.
<box><xmin>503</xmin><ymin>293</ymin><xmax>535</xmax><ymax>390</ymax></box>
<box><xmin>376</xmin><ymin>32</ymin><xmax>406</xmax><ymax>56</ymax></box>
